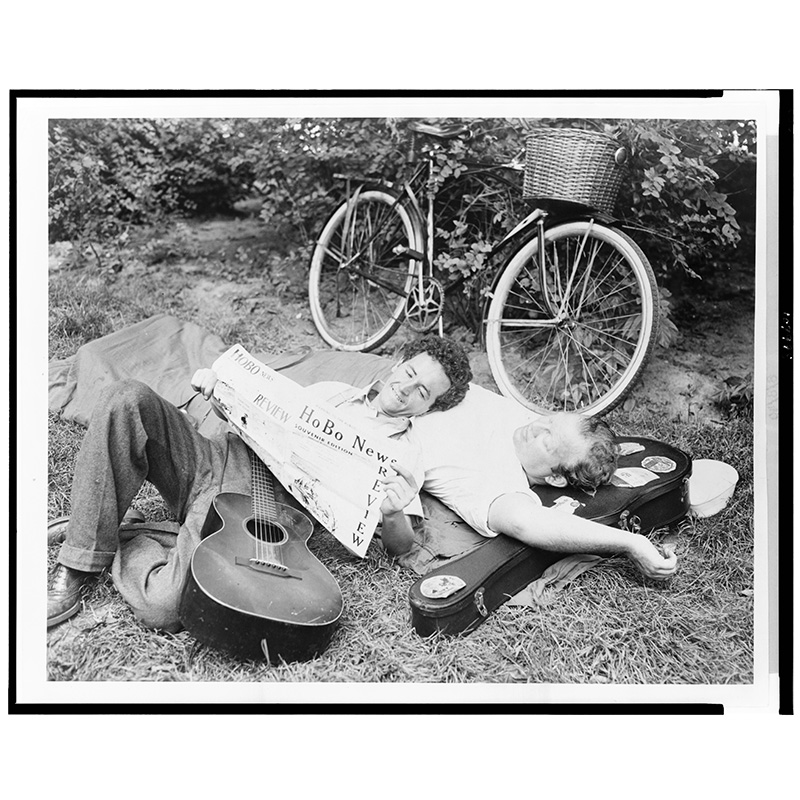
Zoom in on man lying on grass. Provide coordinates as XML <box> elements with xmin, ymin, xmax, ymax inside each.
<box><xmin>48</xmin><ymin>339</ymin><xmax>676</xmax><ymax>633</ymax></box>
<box><xmin>415</xmin><ymin>402</ymin><xmax>678</xmax><ymax>581</ymax></box>
<box><xmin>47</xmin><ymin>336</ymin><xmax>473</xmax><ymax>630</ymax></box>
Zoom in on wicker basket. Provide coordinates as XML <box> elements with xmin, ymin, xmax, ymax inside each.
<box><xmin>522</xmin><ymin>128</ymin><xmax>627</xmax><ymax>214</ymax></box>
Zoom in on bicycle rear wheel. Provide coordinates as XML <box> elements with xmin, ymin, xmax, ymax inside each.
<box><xmin>485</xmin><ymin>220</ymin><xmax>659</xmax><ymax>416</ymax></box>
<box><xmin>308</xmin><ymin>185</ymin><xmax>424</xmax><ymax>351</ymax></box>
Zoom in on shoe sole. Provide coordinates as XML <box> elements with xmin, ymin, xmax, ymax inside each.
<box><xmin>47</xmin><ymin>516</ymin><xmax>70</xmax><ymax>547</ymax></box>
<box><xmin>47</xmin><ymin>598</ymin><xmax>81</xmax><ymax>628</ymax></box>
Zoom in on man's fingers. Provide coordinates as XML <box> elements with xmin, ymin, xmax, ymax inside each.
<box><xmin>389</xmin><ymin>462</ymin><xmax>414</xmax><ymax>480</ymax></box>
<box><xmin>649</xmin><ymin>553</ymin><xmax>678</xmax><ymax>580</ymax></box>
<box><xmin>383</xmin><ymin>486</ymin><xmax>401</xmax><ymax>502</ymax></box>
<box><xmin>381</xmin><ymin>478</ymin><xmax>411</xmax><ymax>500</ymax></box>
<box><xmin>190</xmin><ymin>369</ymin><xmax>218</xmax><ymax>399</ymax></box>
<box><xmin>385</xmin><ymin>462</ymin><xmax>417</xmax><ymax>492</ymax></box>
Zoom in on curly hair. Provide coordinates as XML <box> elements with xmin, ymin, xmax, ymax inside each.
<box><xmin>399</xmin><ymin>336</ymin><xmax>473</xmax><ymax>412</ymax></box>
<box><xmin>555</xmin><ymin>415</ymin><xmax>618</xmax><ymax>493</ymax></box>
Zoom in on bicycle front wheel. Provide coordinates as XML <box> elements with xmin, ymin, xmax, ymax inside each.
<box><xmin>308</xmin><ymin>186</ymin><xmax>424</xmax><ymax>351</ymax></box>
<box><xmin>485</xmin><ymin>220</ymin><xmax>659</xmax><ymax>416</ymax></box>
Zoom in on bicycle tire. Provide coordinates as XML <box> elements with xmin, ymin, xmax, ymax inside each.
<box><xmin>308</xmin><ymin>185</ymin><xmax>424</xmax><ymax>351</ymax></box>
<box><xmin>485</xmin><ymin>220</ymin><xmax>659</xmax><ymax>416</ymax></box>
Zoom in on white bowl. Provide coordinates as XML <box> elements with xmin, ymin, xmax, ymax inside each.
<box><xmin>688</xmin><ymin>459</ymin><xmax>739</xmax><ymax>518</ymax></box>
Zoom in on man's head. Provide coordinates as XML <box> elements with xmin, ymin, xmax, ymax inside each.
<box><xmin>512</xmin><ymin>412</ymin><xmax>617</xmax><ymax>492</ymax></box>
<box><xmin>372</xmin><ymin>336</ymin><xmax>472</xmax><ymax>418</ymax></box>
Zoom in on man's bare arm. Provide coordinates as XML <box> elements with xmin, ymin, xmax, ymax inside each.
<box><xmin>488</xmin><ymin>492</ymin><xmax>678</xmax><ymax>580</ymax></box>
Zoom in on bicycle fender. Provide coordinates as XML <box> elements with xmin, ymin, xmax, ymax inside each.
<box><xmin>491</xmin><ymin>208</ymin><xmax>548</xmax><ymax>254</ymax></box>
<box><xmin>491</xmin><ymin>207</ymin><xmax>619</xmax><ymax>258</ymax></box>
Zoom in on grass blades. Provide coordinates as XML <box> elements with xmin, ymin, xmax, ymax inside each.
<box><xmin>44</xmin><ymin>224</ymin><xmax>755</xmax><ymax>685</ymax></box>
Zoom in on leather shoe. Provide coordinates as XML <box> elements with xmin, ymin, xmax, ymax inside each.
<box><xmin>47</xmin><ymin>565</ymin><xmax>96</xmax><ymax>627</ymax></box>
<box><xmin>47</xmin><ymin>516</ymin><xmax>70</xmax><ymax>547</ymax></box>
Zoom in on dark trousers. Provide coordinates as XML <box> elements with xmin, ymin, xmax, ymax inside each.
<box><xmin>58</xmin><ymin>379</ymin><xmax>250</xmax><ymax>629</ymax></box>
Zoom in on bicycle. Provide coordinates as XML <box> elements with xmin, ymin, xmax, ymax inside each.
<box><xmin>307</xmin><ymin>121</ymin><xmax>660</xmax><ymax>416</ymax></box>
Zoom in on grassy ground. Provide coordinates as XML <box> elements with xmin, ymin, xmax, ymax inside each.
<box><xmin>45</xmin><ymin>218</ymin><xmax>755</xmax><ymax>685</ymax></box>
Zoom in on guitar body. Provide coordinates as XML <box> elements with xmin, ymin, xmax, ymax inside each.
<box><xmin>179</xmin><ymin>492</ymin><xmax>343</xmax><ymax>663</ymax></box>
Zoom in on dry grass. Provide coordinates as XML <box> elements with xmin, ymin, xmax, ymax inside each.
<box><xmin>44</xmin><ymin>220</ymin><xmax>755</xmax><ymax>686</ymax></box>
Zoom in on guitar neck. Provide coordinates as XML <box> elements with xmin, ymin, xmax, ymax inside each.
<box><xmin>249</xmin><ymin>450</ymin><xmax>277</xmax><ymax>521</ymax></box>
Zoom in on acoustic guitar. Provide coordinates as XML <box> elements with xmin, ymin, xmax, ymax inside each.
<box><xmin>179</xmin><ymin>451</ymin><xmax>343</xmax><ymax>663</ymax></box>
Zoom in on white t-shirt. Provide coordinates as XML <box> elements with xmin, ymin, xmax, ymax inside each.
<box><xmin>304</xmin><ymin>380</ymin><xmax>425</xmax><ymax>519</ymax></box>
<box><xmin>414</xmin><ymin>384</ymin><xmax>543</xmax><ymax>536</ymax></box>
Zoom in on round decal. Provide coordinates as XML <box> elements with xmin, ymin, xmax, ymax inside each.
<box><xmin>641</xmin><ymin>455</ymin><xmax>677</xmax><ymax>473</ymax></box>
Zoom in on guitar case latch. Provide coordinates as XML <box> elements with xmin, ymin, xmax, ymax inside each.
<box><xmin>474</xmin><ymin>587</ymin><xmax>488</xmax><ymax>618</ymax></box>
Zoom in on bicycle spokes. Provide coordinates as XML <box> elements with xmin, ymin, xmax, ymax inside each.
<box><xmin>312</xmin><ymin>192</ymin><xmax>419</xmax><ymax>349</ymax></box>
<box><xmin>494</xmin><ymin>230</ymin><xmax>649</xmax><ymax>412</ymax></box>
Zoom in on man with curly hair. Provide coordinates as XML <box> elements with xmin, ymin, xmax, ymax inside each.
<box><xmin>47</xmin><ymin>336</ymin><xmax>473</xmax><ymax>630</ymax></box>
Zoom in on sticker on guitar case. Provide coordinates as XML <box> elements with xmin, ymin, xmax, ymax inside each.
<box><xmin>617</xmin><ymin>441</ymin><xmax>646</xmax><ymax>456</ymax></box>
<box><xmin>419</xmin><ymin>575</ymin><xmax>467</xmax><ymax>599</ymax></box>
<box><xmin>641</xmin><ymin>456</ymin><xmax>677</xmax><ymax>473</ymax></box>
<box><xmin>551</xmin><ymin>496</ymin><xmax>583</xmax><ymax>514</ymax></box>
<box><xmin>611</xmin><ymin>467</ymin><xmax>660</xmax><ymax>487</ymax></box>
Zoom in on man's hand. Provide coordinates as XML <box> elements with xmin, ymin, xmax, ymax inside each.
<box><xmin>379</xmin><ymin>462</ymin><xmax>418</xmax><ymax>557</ymax></box>
<box><xmin>191</xmin><ymin>368</ymin><xmax>218</xmax><ymax>399</ymax></box>
<box><xmin>380</xmin><ymin>462</ymin><xmax>418</xmax><ymax>515</ymax></box>
<box><xmin>625</xmin><ymin>533</ymin><xmax>678</xmax><ymax>580</ymax></box>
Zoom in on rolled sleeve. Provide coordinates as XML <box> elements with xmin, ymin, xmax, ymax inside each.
<box><xmin>465</xmin><ymin>487</ymin><xmax>543</xmax><ymax>538</ymax></box>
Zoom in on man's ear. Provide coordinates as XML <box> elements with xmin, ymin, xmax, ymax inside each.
<box><xmin>544</xmin><ymin>473</ymin><xmax>568</xmax><ymax>488</ymax></box>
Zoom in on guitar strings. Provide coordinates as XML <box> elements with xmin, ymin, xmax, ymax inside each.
<box><xmin>250</xmin><ymin>449</ymin><xmax>283</xmax><ymax>565</ymax></box>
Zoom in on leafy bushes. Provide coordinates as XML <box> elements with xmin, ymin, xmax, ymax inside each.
<box><xmin>246</xmin><ymin>118</ymin><xmax>407</xmax><ymax>242</ymax></box>
<box><xmin>613</xmin><ymin>118</ymin><xmax>756</xmax><ymax>283</ymax></box>
<box><xmin>242</xmin><ymin>116</ymin><xmax>757</xmax><ymax>294</ymax></box>
<box><xmin>49</xmin><ymin>118</ymin><xmax>257</xmax><ymax>245</ymax></box>
<box><xmin>49</xmin><ymin>116</ymin><xmax>756</xmax><ymax>293</ymax></box>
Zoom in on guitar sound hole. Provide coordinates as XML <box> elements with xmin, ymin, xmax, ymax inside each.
<box><xmin>246</xmin><ymin>517</ymin><xmax>287</xmax><ymax>544</ymax></box>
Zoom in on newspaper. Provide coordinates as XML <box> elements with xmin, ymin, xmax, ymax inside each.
<box><xmin>211</xmin><ymin>345</ymin><xmax>403</xmax><ymax>557</ymax></box>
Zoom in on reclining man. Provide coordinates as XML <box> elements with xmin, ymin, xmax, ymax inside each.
<box><xmin>184</xmin><ymin>369</ymin><xmax>677</xmax><ymax>581</ymax></box>
<box><xmin>47</xmin><ymin>336</ymin><xmax>473</xmax><ymax>630</ymax></box>
<box><xmin>414</xmin><ymin>393</ymin><xmax>678</xmax><ymax>580</ymax></box>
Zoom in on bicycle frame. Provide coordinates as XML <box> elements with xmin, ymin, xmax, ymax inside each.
<box><xmin>335</xmin><ymin>151</ymin><xmax>619</xmax><ymax>323</ymax></box>
<box><xmin>311</xmin><ymin>124</ymin><xmax>660</xmax><ymax>413</ymax></box>
<box><xmin>333</xmin><ymin>131</ymin><xmax>626</xmax><ymax>337</ymax></box>
<box><xmin>341</xmin><ymin>148</ymin><xmax>523</xmax><ymax>259</ymax></box>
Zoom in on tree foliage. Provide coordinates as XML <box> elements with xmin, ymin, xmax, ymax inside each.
<box><xmin>49</xmin><ymin>118</ymin><xmax>257</xmax><ymax>243</ymax></box>
<box><xmin>49</xmin><ymin>116</ymin><xmax>756</xmax><ymax>290</ymax></box>
<box><xmin>612</xmin><ymin>118</ymin><xmax>756</xmax><ymax>281</ymax></box>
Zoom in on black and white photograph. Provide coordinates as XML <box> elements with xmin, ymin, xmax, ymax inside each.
<box><xmin>11</xmin><ymin>92</ymin><xmax>784</xmax><ymax>715</ymax></box>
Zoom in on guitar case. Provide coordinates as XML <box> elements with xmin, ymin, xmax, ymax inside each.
<box><xmin>409</xmin><ymin>436</ymin><xmax>691</xmax><ymax>637</ymax></box>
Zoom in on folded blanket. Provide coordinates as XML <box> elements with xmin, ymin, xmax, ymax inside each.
<box><xmin>49</xmin><ymin>314</ymin><xmax>228</xmax><ymax>431</ymax></box>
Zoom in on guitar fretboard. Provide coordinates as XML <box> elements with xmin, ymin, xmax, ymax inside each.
<box><xmin>249</xmin><ymin>449</ymin><xmax>277</xmax><ymax>523</ymax></box>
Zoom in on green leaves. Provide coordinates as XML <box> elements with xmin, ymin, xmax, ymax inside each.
<box><xmin>616</xmin><ymin>118</ymin><xmax>755</xmax><ymax>283</ymax></box>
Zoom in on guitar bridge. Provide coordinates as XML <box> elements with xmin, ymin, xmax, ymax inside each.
<box><xmin>235</xmin><ymin>556</ymin><xmax>299</xmax><ymax>579</ymax></box>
